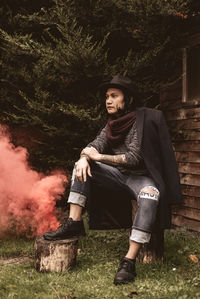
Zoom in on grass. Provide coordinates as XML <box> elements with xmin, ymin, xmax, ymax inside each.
<box><xmin>0</xmin><ymin>227</ymin><xmax>199</xmax><ymax>299</ymax></box>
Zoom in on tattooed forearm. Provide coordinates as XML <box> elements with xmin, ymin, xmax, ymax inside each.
<box><xmin>100</xmin><ymin>154</ymin><xmax>127</xmax><ymax>166</ymax></box>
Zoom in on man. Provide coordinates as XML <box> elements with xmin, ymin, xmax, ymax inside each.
<box><xmin>44</xmin><ymin>74</ymin><xmax>183</xmax><ymax>285</ymax></box>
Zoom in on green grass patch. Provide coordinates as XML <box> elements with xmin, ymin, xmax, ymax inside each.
<box><xmin>0</xmin><ymin>228</ymin><xmax>199</xmax><ymax>299</ymax></box>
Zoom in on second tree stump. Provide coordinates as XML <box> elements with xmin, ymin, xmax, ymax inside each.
<box><xmin>34</xmin><ymin>236</ymin><xmax>79</xmax><ymax>272</ymax></box>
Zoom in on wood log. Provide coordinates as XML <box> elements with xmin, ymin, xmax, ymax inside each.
<box><xmin>137</xmin><ymin>230</ymin><xmax>164</xmax><ymax>263</ymax></box>
<box><xmin>34</xmin><ymin>236</ymin><xmax>78</xmax><ymax>272</ymax></box>
<box><xmin>132</xmin><ymin>201</ymin><xmax>164</xmax><ymax>263</ymax></box>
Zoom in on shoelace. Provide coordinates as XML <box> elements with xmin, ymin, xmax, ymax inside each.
<box><xmin>57</xmin><ymin>219</ymin><xmax>72</xmax><ymax>230</ymax></box>
<box><xmin>120</xmin><ymin>260</ymin><xmax>133</xmax><ymax>271</ymax></box>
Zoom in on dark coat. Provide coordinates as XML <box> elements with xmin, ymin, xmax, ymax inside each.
<box><xmin>88</xmin><ymin>107</ymin><xmax>183</xmax><ymax>231</ymax></box>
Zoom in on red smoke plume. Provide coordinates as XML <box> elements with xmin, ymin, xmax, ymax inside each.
<box><xmin>0</xmin><ymin>125</ymin><xmax>67</xmax><ymax>237</ymax></box>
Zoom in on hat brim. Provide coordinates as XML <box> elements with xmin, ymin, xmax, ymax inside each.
<box><xmin>98</xmin><ymin>82</ymin><xmax>133</xmax><ymax>95</ymax></box>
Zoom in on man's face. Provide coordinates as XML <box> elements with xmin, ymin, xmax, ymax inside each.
<box><xmin>105</xmin><ymin>88</ymin><xmax>125</xmax><ymax>116</ymax></box>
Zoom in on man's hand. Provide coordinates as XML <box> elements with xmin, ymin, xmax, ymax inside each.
<box><xmin>75</xmin><ymin>156</ymin><xmax>92</xmax><ymax>182</ymax></box>
<box><xmin>81</xmin><ymin>147</ymin><xmax>101</xmax><ymax>161</ymax></box>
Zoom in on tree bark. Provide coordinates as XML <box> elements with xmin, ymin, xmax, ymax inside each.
<box><xmin>34</xmin><ymin>236</ymin><xmax>78</xmax><ymax>272</ymax></box>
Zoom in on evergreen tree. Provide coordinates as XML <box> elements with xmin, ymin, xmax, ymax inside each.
<box><xmin>0</xmin><ymin>0</ymin><xmax>198</xmax><ymax>171</ymax></box>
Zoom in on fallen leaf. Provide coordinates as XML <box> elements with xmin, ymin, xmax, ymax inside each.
<box><xmin>65</xmin><ymin>294</ymin><xmax>76</xmax><ymax>299</ymax></box>
<box><xmin>189</xmin><ymin>254</ymin><xmax>199</xmax><ymax>263</ymax></box>
<box><xmin>127</xmin><ymin>290</ymin><xmax>138</xmax><ymax>297</ymax></box>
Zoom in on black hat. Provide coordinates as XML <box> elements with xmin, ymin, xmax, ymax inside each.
<box><xmin>98</xmin><ymin>74</ymin><xmax>134</xmax><ymax>95</ymax></box>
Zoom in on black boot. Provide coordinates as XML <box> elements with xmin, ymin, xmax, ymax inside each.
<box><xmin>43</xmin><ymin>218</ymin><xmax>86</xmax><ymax>241</ymax></box>
<box><xmin>114</xmin><ymin>257</ymin><xmax>136</xmax><ymax>285</ymax></box>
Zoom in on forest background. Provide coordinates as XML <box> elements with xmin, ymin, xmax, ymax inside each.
<box><xmin>0</xmin><ymin>0</ymin><xmax>199</xmax><ymax>173</ymax></box>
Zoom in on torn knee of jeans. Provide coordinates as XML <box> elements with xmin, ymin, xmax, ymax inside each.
<box><xmin>138</xmin><ymin>186</ymin><xmax>160</xmax><ymax>201</ymax></box>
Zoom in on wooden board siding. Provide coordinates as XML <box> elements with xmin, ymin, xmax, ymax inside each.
<box><xmin>172</xmin><ymin>215</ymin><xmax>200</xmax><ymax>232</ymax></box>
<box><xmin>165</xmin><ymin>107</ymin><xmax>200</xmax><ymax>120</ymax></box>
<box><xmin>160</xmin><ymin>83</ymin><xmax>200</xmax><ymax>233</ymax></box>
<box><xmin>175</xmin><ymin>151</ymin><xmax>200</xmax><ymax>163</ymax></box>
<box><xmin>178</xmin><ymin>162</ymin><xmax>200</xmax><ymax>175</ymax></box>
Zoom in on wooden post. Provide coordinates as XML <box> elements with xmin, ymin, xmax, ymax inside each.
<box><xmin>34</xmin><ymin>236</ymin><xmax>79</xmax><ymax>272</ymax></box>
<box><xmin>132</xmin><ymin>201</ymin><xmax>164</xmax><ymax>263</ymax></box>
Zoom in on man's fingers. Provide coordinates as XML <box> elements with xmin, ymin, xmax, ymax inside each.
<box><xmin>75</xmin><ymin>158</ymin><xmax>92</xmax><ymax>182</ymax></box>
<box><xmin>87</xmin><ymin>165</ymin><xmax>92</xmax><ymax>177</ymax></box>
<box><xmin>82</xmin><ymin>168</ymin><xmax>87</xmax><ymax>182</ymax></box>
<box><xmin>75</xmin><ymin>168</ymin><xmax>83</xmax><ymax>182</ymax></box>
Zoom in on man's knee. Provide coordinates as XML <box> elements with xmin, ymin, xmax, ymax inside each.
<box><xmin>138</xmin><ymin>186</ymin><xmax>160</xmax><ymax>201</ymax></box>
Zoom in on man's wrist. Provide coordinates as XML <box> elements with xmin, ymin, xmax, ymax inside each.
<box><xmin>97</xmin><ymin>154</ymin><xmax>103</xmax><ymax>162</ymax></box>
<box><xmin>80</xmin><ymin>154</ymin><xmax>89</xmax><ymax>161</ymax></box>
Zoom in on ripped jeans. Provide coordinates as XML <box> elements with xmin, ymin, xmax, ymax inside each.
<box><xmin>68</xmin><ymin>161</ymin><xmax>160</xmax><ymax>244</ymax></box>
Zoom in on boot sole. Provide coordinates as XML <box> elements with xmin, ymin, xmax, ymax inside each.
<box><xmin>114</xmin><ymin>278</ymin><xmax>135</xmax><ymax>285</ymax></box>
<box><xmin>114</xmin><ymin>273</ymin><xmax>136</xmax><ymax>285</ymax></box>
<box><xmin>43</xmin><ymin>233</ymin><xmax>86</xmax><ymax>241</ymax></box>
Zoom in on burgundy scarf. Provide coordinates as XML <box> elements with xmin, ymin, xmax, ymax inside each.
<box><xmin>106</xmin><ymin>111</ymin><xmax>136</xmax><ymax>145</ymax></box>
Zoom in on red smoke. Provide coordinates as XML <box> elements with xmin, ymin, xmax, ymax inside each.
<box><xmin>0</xmin><ymin>125</ymin><xmax>67</xmax><ymax>238</ymax></box>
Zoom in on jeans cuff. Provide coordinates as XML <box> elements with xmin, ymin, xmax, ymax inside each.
<box><xmin>130</xmin><ymin>228</ymin><xmax>151</xmax><ymax>244</ymax></box>
<box><xmin>67</xmin><ymin>191</ymin><xmax>86</xmax><ymax>207</ymax></box>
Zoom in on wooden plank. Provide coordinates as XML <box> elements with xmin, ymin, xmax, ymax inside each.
<box><xmin>165</xmin><ymin>107</ymin><xmax>200</xmax><ymax>121</ymax></box>
<box><xmin>180</xmin><ymin>173</ymin><xmax>200</xmax><ymax>187</ymax></box>
<box><xmin>172</xmin><ymin>214</ymin><xmax>200</xmax><ymax>232</ymax></box>
<box><xmin>174</xmin><ymin>141</ymin><xmax>200</xmax><ymax>151</ymax></box>
<box><xmin>163</xmin><ymin>99</ymin><xmax>200</xmax><ymax>111</ymax></box>
<box><xmin>181</xmin><ymin>185</ymin><xmax>200</xmax><ymax>197</ymax></box>
<box><xmin>182</xmin><ymin>196</ymin><xmax>200</xmax><ymax>209</ymax></box>
<box><xmin>178</xmin><ymin>162</ymin><xmax>200</xmax><ymax>175</ymax></box>
<box><xmin>172</xmin><ymin>131</ymin><xmax>200</xmax><ymax>141</ymax></box>
<box><xmin>172</xmin><ymin>206</ymin><xmax>200</xmax><ymax>221</ymax></box>
<box><xmin>162</xmin><ymin>101</ymin><xmax>182</xmax><ymax>110</ymax></box>
<box><xmin>168</xmin><ymin>118</ymin><xmax>200</xmax><ymax>130</ymax></box>
<box><xmin>175</xmin><ymin>151</ymin><xmax>200</xmax><ymax>163</ymax></box>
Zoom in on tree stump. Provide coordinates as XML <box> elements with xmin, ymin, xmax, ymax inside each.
<box><xmin>34</xmin><ymin>236</ymin><xmax>79</xmax><ymax>272</ymax></box>
<box><xmin>132</xmin><ymin>200</ymin><xmax>164</xmax><ymax>263</ymax></box>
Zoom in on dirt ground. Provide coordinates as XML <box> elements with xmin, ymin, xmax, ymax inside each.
<box><xmin>0</xmin><ymin>256</ymin><xmax>33</xmax><ymax>265</ymax></box>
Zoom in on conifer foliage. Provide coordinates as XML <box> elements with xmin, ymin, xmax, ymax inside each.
<box><xmin>0</xmin><ymin>0</ymin><xmax>196</xmax><ymax>171</ymax></box>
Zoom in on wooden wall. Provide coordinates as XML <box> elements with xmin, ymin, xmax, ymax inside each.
<box><xmin>160</xmin><ymin>83</ymin><xmax>200</xmax><ymax>232</ymax></box>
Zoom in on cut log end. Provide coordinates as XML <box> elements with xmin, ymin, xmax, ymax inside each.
<box><xmin>34</xmin><ymin>236</ymin><xmax>79</xmax><ymax>272</ymax></box>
